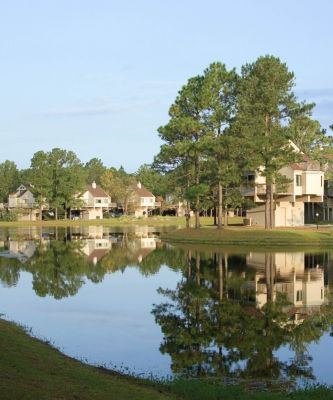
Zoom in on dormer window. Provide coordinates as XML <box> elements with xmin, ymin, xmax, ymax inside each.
<box><xmin>296</xmin><ymin>174</ymin><xmax>302</xmax><ymax>187</ymax></box>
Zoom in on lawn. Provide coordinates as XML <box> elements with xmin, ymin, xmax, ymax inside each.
<box><xmin>162</xmin><ymin>226</ymin><xmax>333</xmax><ymax>247</ymax></box>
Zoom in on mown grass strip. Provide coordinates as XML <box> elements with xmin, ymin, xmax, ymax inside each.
<box><xmin>162</xmin><ymin>227</ymin><xmax>333</xmax><ymax>247</ymax></box>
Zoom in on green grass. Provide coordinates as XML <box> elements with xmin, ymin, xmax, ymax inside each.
<box><xmin>1</xmin><ymin>318</ymin><xmax>332</xmax><ymax>399</ymax></box>
<box><xmin>162</xmin><ymin>226</ymin><xmax>333</xmax><ymax>247</ymax></box>
<box><xmin>168</xmin><ymin>380</ymin><xmax>333</xmax><ymax>400</ymax></box>
<box><xmin>0</xmin><ymin>319</ymin><xmax>176</xmax><ymax>400</ymax></box>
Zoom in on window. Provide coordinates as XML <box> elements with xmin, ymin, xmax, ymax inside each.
<box><xmin>247</xmin><ymin>174</ymin><xmax>255</xmax><ymax>183</ymax></box>
<box><xmin>296</xmin><ymin>174</ymin><xmax>302</xmax><ymax>187</ymax></box>
<box><xmin>296</xmin><ymin>290</ymin><xmax>303</xmax><ymax>302</ymax></box>
<box><xmin>96</xmin><ymin>199</ymin><xmax>102</xmax><ymax>204</ymax></box>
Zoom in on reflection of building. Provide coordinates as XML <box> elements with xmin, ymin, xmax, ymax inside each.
<box><xmin>81</xmin><ymin>238</ymin><xmax>113</xmax><ymax>265</ymax></box>
<box><xmin>71</xmin><ymin>225</ymin><xmax>106</xmax><ymax>239</ymax></box>
<box><xmin>245</xmin><ymin>252</ymin><xmax>325</xmax><ymax>311</ymax></box>
<box><xmin>126</xmin><ymin>235</ymin><xmax>158</xmax><ymax>263</ymax></box>
<box><xmin>0</xmin><ymin>240</ymin><xmax>37</xmax><ymax>263</ymax></box>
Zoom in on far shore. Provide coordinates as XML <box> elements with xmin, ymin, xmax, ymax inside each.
<box><xmin>1</xmin><ymin>216</ymin><xmax>332</xmax><ymax>248</ymax></box>
<box><xmin>162</xmin><ymin>225</ymin><xmax>333</xmax><ymax>247</ymax></box>
<box><xmin>0</xmin><ymin>216</ymin><xmax>242</xmax><ymax>228</ymax></box>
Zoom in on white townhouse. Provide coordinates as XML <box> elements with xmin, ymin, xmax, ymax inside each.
<box><xmin>241</xmin><ymin>159</ymin><xmax>324</xmax><ymax>227</ymax></box>
<box><xmin>7</xmin><ymin>185</ymin><xmax>39</xmax><ymax>221</ymax></box>
<box><xmin>77</xmin><ymin>182</ymin><xmax>113</xmax><ymax>220</ymax></box>
<box><xmin>129</xmin><ymin>182</ymin><xmax>160</xmax><ymax>217</ymax></box>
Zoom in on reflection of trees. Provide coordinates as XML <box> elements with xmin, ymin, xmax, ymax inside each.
<box><xmin>0</xmin><ymin>256</ymin><xmax>21</xmax><ymax>287</ymax></box>
<box><xmin>27</xmin><ymin>241</ymin><xmax>92</xmax><ymax>299</ymax></box>
<box><xmin>152</xmin><ymin>250</ymin><xmax>333</xmax><ymax>388</ymax></box>
<box><xmin>0</xmin><ymin>236</ymin><xmax>184</xmax><ymax>298</ymax></box>
<box><xmin>0</xmin><ymin>239</ymin><xmax>108</xmax><ymax>299</ymax></box>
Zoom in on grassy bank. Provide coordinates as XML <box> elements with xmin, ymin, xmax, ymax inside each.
<box><xmin>0</xmin><ymin>318</ymin><xmax>176</xmax><ymax>400</ymax></box>
<box><xmin>162</xmin><ymin>226</ymin><xmax>333</xmax><ymax>247</ymax></box>
<box><xmin>1</xmin><ymin>318</ymin><xmax>333</xmax><ymax>399</ymax></box>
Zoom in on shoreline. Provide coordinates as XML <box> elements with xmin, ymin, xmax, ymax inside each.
<box><xmin>162</xmin><ymin>226</ymin><xmax>333</xmax><ymax>247</ymax></box>
<box><xmin>1</xmin><ymin>318</ymin><xmax>332</xmax><ymax>399</ymax></box>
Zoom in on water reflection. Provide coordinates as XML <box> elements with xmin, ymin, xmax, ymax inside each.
<box><xmin>152</xmin><ymin>249</ymin><xmax>333</xmax><ymax>388</ymax></box>
<box><xmin>0</xmin><ymin>226</ymin><xmax>164</xmax><ymax>297</ymax></box>
<box><xmin>0</xmin><ymin>227</ymin><xmax>333</xmax><ymax>387</ymax></box>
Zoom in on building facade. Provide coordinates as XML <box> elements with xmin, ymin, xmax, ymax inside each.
<box><xmin>241</xmin><ymin>160</ymin><xmax>324</xmax><ymax>227</ymax></box>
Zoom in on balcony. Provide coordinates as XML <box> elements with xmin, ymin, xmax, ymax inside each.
<box><xmin>9</xmin><ymin>202</ymin><xmax>37</xmax><ymax>209</ymax></box>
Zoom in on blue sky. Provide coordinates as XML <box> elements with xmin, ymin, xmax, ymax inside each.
<box><xmin>0</xmin><ymin>0</ymin><xmax>332</xmax><ymax>171</ymax></box>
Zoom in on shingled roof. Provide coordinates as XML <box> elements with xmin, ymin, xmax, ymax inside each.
<box><xmin>132</xmin><ymin>183</ymin><xmax>154</xmax><ymax>197</ymax></box>
<box><xmin>85</xmin><ymin>183</ymin><xmax>110</xmax><ymax>198</ymax></box>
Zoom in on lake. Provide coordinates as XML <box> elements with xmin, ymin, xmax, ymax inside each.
<box><xmin>1</xmin><ymin>225</ymin><xmax>333</xmax><ymax>390</ymax></box>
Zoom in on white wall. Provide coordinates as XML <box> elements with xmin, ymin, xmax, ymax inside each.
<box><xmin>247</xmin><ymin>201</ymin><xmax>304</xmax><ymax>227</ymax></box>
<box><xmin>302</xmin><ymin>171</ymin><xmax>324</xmax><ymax>196</ymax></box>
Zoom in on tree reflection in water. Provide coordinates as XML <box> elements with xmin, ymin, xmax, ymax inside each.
<box><xmin>0</xmin><ymin>230</ymin><xmax>178</xmax><ymax>298</ymax></box>
<box><xmin>152</xmin><ymin>249</ymin><xmax>333</xmax><ymax>389</ymax></box>
<box><xmin>1</xmin><ymin>230</ymin><xmax>333</xmax><ymax>387</ymax></box>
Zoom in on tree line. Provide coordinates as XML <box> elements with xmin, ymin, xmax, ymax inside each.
<box><xmin>0</xmin><ymin>151</ymin><xmax>169</xmax><ymax>220</ymax></box>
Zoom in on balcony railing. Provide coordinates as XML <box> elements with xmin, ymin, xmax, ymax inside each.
<box><xmin>8</xmin><ymin>202</ymin><xmax>38</xmax><ymax>209</ymax></box>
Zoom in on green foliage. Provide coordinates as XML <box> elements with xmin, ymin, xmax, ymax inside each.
<box><xmin>101</xmin><ymin>167</ymin><xmax>136</xmax><ymax>214</ymax></box>
<box><xmin>84</xmin><ymin>158</ymin><xmax>106</xmax><ymax>185</ymax></box>
<box><xmin>27</xmin><ymin>148</ymin><xmax>86</xmax><ymax>218</ymax></box>
<box><xmin>0</xmin><ymin>209</ymin><xmax>17</xmax><ymax>221</ymax></box>
<box><xmin>0</xmin><ymin>160</ymin><xmax>20</xmax><ymax>203</ymax></box>
<box><xmin>136</xmin><ymin>164</ymin><xmax>170</xmax><ymax>197</ymax></box>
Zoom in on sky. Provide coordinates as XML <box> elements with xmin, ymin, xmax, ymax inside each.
<box><xmin>0</xmin><ymin>0</ymin><xmax>332</xmax><ymax>172</ymax></box>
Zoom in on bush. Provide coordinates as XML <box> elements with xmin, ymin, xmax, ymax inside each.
<box><xmin>0</xmin><ymin>210</ymin><xmax>18</xmax><ymax>221</ymax></box>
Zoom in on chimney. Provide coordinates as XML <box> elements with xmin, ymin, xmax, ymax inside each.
<box><xmin>137</xmin><ymin>182</ymin><xmax>142</xmax><ymax>189</ymax></box>
<box><xmin>92</xmin><ymin>181</ymin><xmax>97</xmax><ymax>189</ymax></box>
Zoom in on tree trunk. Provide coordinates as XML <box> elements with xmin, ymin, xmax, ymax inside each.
<box><xmin>39</xmin><ymin>206</ymin><xmax>43</xmax><ymax>221</ymax></box>
<box><xmin>224</xmin><ymin>252</ymin><xmax>229</xmax><ymax>299</ymax></box>
<box><xmin>219</xmin><ymin>253</ymin><xmax>223</xmax><ymax>300</ymax></box>
<box><xmin>224</xmin><ymin>207</ymin><xmax>228</xmax><ymax>227</ymax></box>
<box><xmin>218</xmin><ymin>182</ymin><xmax>223</xmax><ymax>228</ymax></box>
<box><xmin>186</xmin><ymin>200</ymin><xmax>190</xmax><ymax>228</ymax></box>
<box><xmin>265</xmin><ymin>182</ymin><xmax>271</xmax><ymax>229</ymax></box>
<box><xmin>265</xmin><ymin>253</ymin><xmax>275</xmax><ymax>303</ymax></box>
<box><xmin>194</xmin><ymin>153</ymin><xmax>200</xmax><ymax>229</ymax></box>
<box><xmin>195</xmin><ymin>209</ymin><xmax>200</xmax><ymax>229</ymax></box>
<box><xmin>270</xmin><ymin>180</ymin><xmax>275</xmax><ymax>229</ymax></box>
<box><xmin>55</xmin><ymin>207</ymin><xmax>58</xmax><ymax>220</ymax></box>
<box><xmin>196</xmin><ymin>252</ymin><xmax>200</xmax><ymax>285</ymax></box>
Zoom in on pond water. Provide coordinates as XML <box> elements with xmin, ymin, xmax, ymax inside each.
<box><xmin>1</xmin><ymin>225</ymin><xmax>333</xmax><ymax>389</ymax></box>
